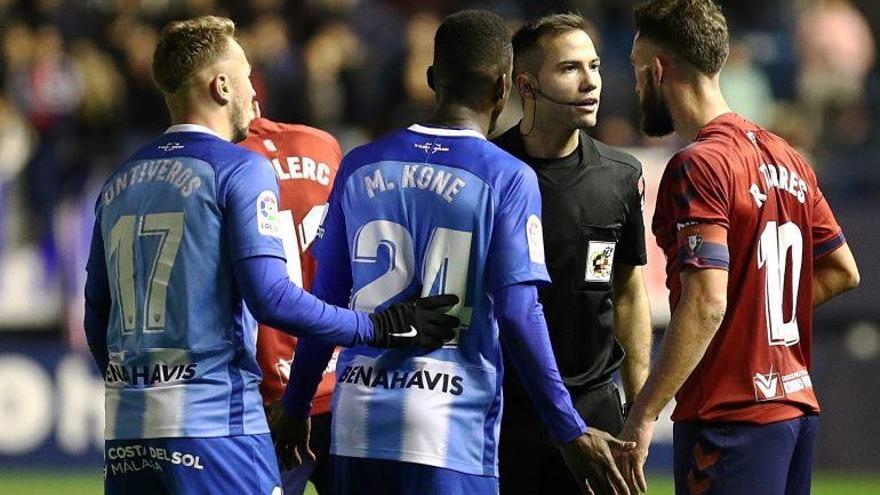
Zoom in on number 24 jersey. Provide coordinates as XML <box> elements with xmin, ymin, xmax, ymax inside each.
<box><xmin>311</xmin><ymin>124</ymin><xmax>550</xmax><ymax>476</ymax></box>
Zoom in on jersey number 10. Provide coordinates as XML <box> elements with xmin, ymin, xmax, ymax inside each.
<box><xmin>758</xmin><ymin>221</ymin><xmax>803</xmax><ymax>347</ymax></box>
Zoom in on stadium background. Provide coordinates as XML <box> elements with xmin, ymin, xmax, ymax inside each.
<box><xmin>0</xmin><ymin>0</ymin><xmax>877</xmax><ymax>493</ymax></box>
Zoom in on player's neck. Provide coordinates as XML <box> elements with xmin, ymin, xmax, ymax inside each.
<box><xmin>670</xmin><ymin>78</ymin><xmax>731</xmax><ymax>143</ymax></box>
<box><xmin>427</xmin><ymin>101</ymin><xmax>492</xmax><ymax>137</ymax></box>
<box><xmin>519</xmin><ymin>111</ymin><xmax>580</xmax><ymax>159</ymax></box>
<box><xmin>167</xmin><ymin>100</ymin><xmax>234</xmax><ymax>141</ymax></box>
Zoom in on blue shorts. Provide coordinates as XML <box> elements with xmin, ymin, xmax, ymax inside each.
<box><xmin>104</xmin><ymin>434</ymin><xmax>282</xmax><ymax>495</ymax></box>
<box><xmin>331</xmin><ymin>455</ymin><xmax>498</xmax><ymax>495</ymax></box>
<box><xmin>673</xmin><ymin>415</ymin><xmax>818</xmax><ymax>495</ymax></box>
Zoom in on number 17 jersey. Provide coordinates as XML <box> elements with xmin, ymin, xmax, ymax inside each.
<box><xmin>88</xmin><ymin>125</ymin><xmax>286</xmax><ymax>440</ymax></box>
<box><xmin>311</xmin><ymin>124</ymin><xmax>550</xmax><ymax>476</ymax></box>
<box><xmin>652</xmin><ymin>113</ymin><xmax>845</xmax><ymax>424</ymax></box>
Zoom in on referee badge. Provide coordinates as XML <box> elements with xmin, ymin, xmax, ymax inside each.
<box><xmin>585</xmin><ymin>241</ymin><xmax>615</xmax><ymax>283</ymax></box>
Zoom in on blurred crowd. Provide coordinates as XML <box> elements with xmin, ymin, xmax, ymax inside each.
<box><xmin>0</xmin><ymin>0</ymin><xmax>877</xmax><ymax>332</ymax></box>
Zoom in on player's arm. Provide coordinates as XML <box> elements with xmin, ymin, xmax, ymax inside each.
<box><xmin>613</xmin><ymin>264</ymin><xmax>652</xmax><ymax>403</ymax></box>
<box><xmin>813</xmin><ymin>242</ymin><xmax>859</xmax><ymax>308</ymax></box>
<box><xmin>620</xmin><ymin>267</ymin><xmax>726</xmax><ymax>494</ymax></box>
<box><xmin>280</xmin><ymin>202</ymin><xmax>354</xmax><ymax>421</ymax></box>
<box><xmin>226</xmin><ymin>154</ymin><xmax>456</xmax><ymax>348</ymax></box>
<box><xmin>620</xmin><ymin>152</ymin><xmax>730</xmax><ymax>493</ymax></box>
<box><xmin>234</xmin><ymin>255</ymin><xmax>369</xmax><ymax>346</ymax></box>
<box><xmin>273</xmin><ymin>272</ymin><xmax>344</xmax><ymax>470</ymax></box>
<box><xmin>497</xmin><ymin>282</ymin><xmax>586</xmax><ymax>443</ymax></box>
<box><xmin>613</xmin><ymin>170</ymin><xmax>652</xmax><ymax>403</ymax></box>
<box><xmin>627</xmin><ymin>267</ymin><xmax>727</xmax><ymax>422</ymax></box>
<box><xmin>84</xmin><ymin>219</ymin><xmax>110</xmax><ymax>377</ymax></box>
<box><xmin>273</xmin><ymin>178</ymin><xmax>357</xmax><ymax>468</ymax></box>
<box><xmin>811</xmin><ymin>186</ymin><xmax>859</xmax><ymax>308</ymax></box>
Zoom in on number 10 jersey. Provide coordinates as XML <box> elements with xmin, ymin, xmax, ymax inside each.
<box><xmin>652</xmin><ymin>113</ymin><xmax>845</xmax><ymax>424</ymax></box>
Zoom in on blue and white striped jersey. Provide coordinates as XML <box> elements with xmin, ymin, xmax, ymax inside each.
<box><xmin>87</xmin><ymin>125</ymin><xmax>286</xmax><ymax>440</ymax></box>
<box><xmin>311</xmin><ymin>124</ymin><xmax>550</xmax><ymax>476</ymax></box>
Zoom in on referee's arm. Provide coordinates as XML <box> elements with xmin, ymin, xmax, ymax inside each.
<box><xmin>612</xmin><ymin>264</ymin><xmax>652</xmax><ymax>403</ymax></box>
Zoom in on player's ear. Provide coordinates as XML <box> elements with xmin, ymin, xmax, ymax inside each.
<box><xmin>210</xmin><ymin>73</ymin><xmax>232</xmax><ymax>105</ymax></box>
<box><xmin>426</xmin><ymin>66</ymin><xmax>436</xmax><ymax>93</ymax></box>
<box><xmin>516</xmin><ymin>73</ymin><xmax>535</xmax><ymax>100</ymax></box>
<box><xmin>494</xmin><ymin>72</ymin><xmax>510</xmax><ymax>104</ymax></box>
<box><xmin>651</xmin><ymin>56</ymin><xmax>664</xmax><ymax>87</ymax></box>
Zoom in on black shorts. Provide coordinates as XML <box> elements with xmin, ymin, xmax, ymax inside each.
<box><xmin>499</xmin><ymin>382</ymin><xmax>624</xmax><ymax>495</ymax></box>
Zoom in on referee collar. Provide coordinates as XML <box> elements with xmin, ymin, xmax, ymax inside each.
<box><xmin>504</xmin><ymin>123</ymin><xmax>600</xmax><ymax>167</ymax></box>
<box><xmin>164</xmin><ymin>123</ymin><xmax>224</xmax><ymax>139</ymax></box>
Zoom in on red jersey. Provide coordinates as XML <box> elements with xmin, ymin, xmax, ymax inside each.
<box><xmin>652</xmin><ymin>113</ymin><xmax>844</xmax><ymax>424</ymax></box>
<box><xmin>240</xmin><ymin>118</ymin><xmax>341</xmax><ymax>415</ymax></box>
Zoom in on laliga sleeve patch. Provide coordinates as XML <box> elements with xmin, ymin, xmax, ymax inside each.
<box><xmin>526</xmin><ymin>214</ymin><xmax>546</xmax><ymax>265</ymax></box>
<box><xmin>256</xmin><ymin>190</ymin><xmax>282</xmax><ymax>238</ymax></box>
<box><xmin>585</xmin><ymin>241</ymin><xmax>616</xmax><ymax>283</ymax></box>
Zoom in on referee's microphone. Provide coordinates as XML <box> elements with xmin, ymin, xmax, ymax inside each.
<box><xmin>525</xmin><ymin>83</ymin><xmax>594</xmax><ymax>107</ymax></box>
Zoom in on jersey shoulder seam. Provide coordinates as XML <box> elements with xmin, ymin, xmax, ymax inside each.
<box><xmin>590</xmin><ymin>137</ymin><xmax>642</xmax><ymax>173</ymax></box>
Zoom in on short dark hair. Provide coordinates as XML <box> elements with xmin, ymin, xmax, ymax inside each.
<box><xmin>432</xmin><ymin>10</ymin><xmax>512</xmax><ymax>105</ymax></box>
<box><xmin>512</xmin><ymin>13</ymin><xmax>589</xmax><ymax>75</ymax></box>
<box><xmin>634</xmin><ymin>0</ymin><xmax>729</xmax><ymax>75</ymax></box>
<box><xmin>153</xmin><ymin>16</ymin><xmax>236</xmax><ymax>93</ymax></box>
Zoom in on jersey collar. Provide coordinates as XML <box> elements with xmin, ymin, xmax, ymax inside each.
<box><xmin>164</xmin><ymin>124</ymin><xmax>224</xmax><ymax>139</ymax></box>
<box><xmin>407</xmin><ymin>124</ymin><xmax>486</xmax><ymax>140</ymax></box>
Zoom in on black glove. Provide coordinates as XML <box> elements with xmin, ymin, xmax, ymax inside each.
<box><xmin>369</xmin><ymin>294</ymin><xmax>460</xmax><ymax>348</ymax></box>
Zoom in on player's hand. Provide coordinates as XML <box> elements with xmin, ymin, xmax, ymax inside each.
<box><xmin>560</xmin><ymin>427</ymin><xmax>637</xmax><ymax>495</ymax></box>
<box><xmin>617</xmin><ymin>418</ymin><xmax>653</xmax><ymax>493</ymax></box>
<box><xmin>369</xmin><ymin>294</ymin><xmax>460</xmax><ymax>348</ymax></box>
<box><xmin>267</xmin><ymin>401</ymin><xmax>315</xmax><ymax>471</ymax></box>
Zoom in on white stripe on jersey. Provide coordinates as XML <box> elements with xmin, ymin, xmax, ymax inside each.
<box><xmin>331</xmin><ymin>362</ymin><xmax>374</xmax><ymax>451</ymax></box>
<box><xmin>104</xmin><ymin>387</ymin><xmax>120</xmax><ymax>439</ymax></box>
<box><xmin>401</xmin><ymin>360</ymin><xmax>455</xmax><ymax>463</ymax></box>
<box><xmin>142</xmin><ymin>384</ymin><xmax>185</xmax><ymax>438</ymax></box>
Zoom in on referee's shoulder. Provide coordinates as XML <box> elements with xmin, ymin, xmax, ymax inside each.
<box><xmin>589</xmin><ymin>135</ymin><xmax>642</xmax><ymax>175</ymax></box>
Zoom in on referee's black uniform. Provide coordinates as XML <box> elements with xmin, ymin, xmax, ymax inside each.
<box><xmin>493</xmin><ymin>125</ymin><xmax>647</xmax><ymax>495</ymax></box>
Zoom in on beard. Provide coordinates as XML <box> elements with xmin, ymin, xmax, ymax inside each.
<box><xmin>639</xmin><ymin>78</ymin><xmax>675</xmax><ymax>137</ymax></box>
<box><xmin>229</xmin><ymin>99</ymin><xmax>251</xmax><ymax>143</ymax></box>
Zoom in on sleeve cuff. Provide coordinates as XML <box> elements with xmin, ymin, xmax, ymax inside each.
<box><xmin>555</xmin><ymin>416</ymin><xmax>588</xmax><ymax>445</ymax></box>
<box><xmin>677</xmin><ymin>241</ymin><xmax>730</xmax><ymax>270</ymax></box>
<box><xmin>814</xmin><ymin>232</ymin><xmax>845</xmax><ymax>259</ymax></box>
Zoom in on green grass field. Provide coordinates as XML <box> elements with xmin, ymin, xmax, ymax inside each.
<box><xmin>0</xmin><ymin>471</ymin><xmax>878</xmax><ymax>494</ymax></box>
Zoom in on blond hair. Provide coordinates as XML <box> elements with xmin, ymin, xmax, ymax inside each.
<box><xmin>152</xmin><ymin>16</ymin><xmax>236</xmax><ymax>93</ymax></box>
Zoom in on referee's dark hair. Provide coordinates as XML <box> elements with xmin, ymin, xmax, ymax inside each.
<box><xmin>634</xmin><ymin>0</ymin><xmax>729</xmax><ymax>75</ymax></box>
<box><xmin>429</xmin><ymin>10</ymin><xmax>512</xmax><ymax>108</ymax></box>
<box><xmin>512</xmin><ymin>13</ymin><xmax>590</xmax><ymax>76</ymax></box>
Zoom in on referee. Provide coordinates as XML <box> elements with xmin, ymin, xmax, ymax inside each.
<box><xmin>494</xmin><ymin>14</ymin><xmax>653</xmax><ymax>495</ymax></box>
